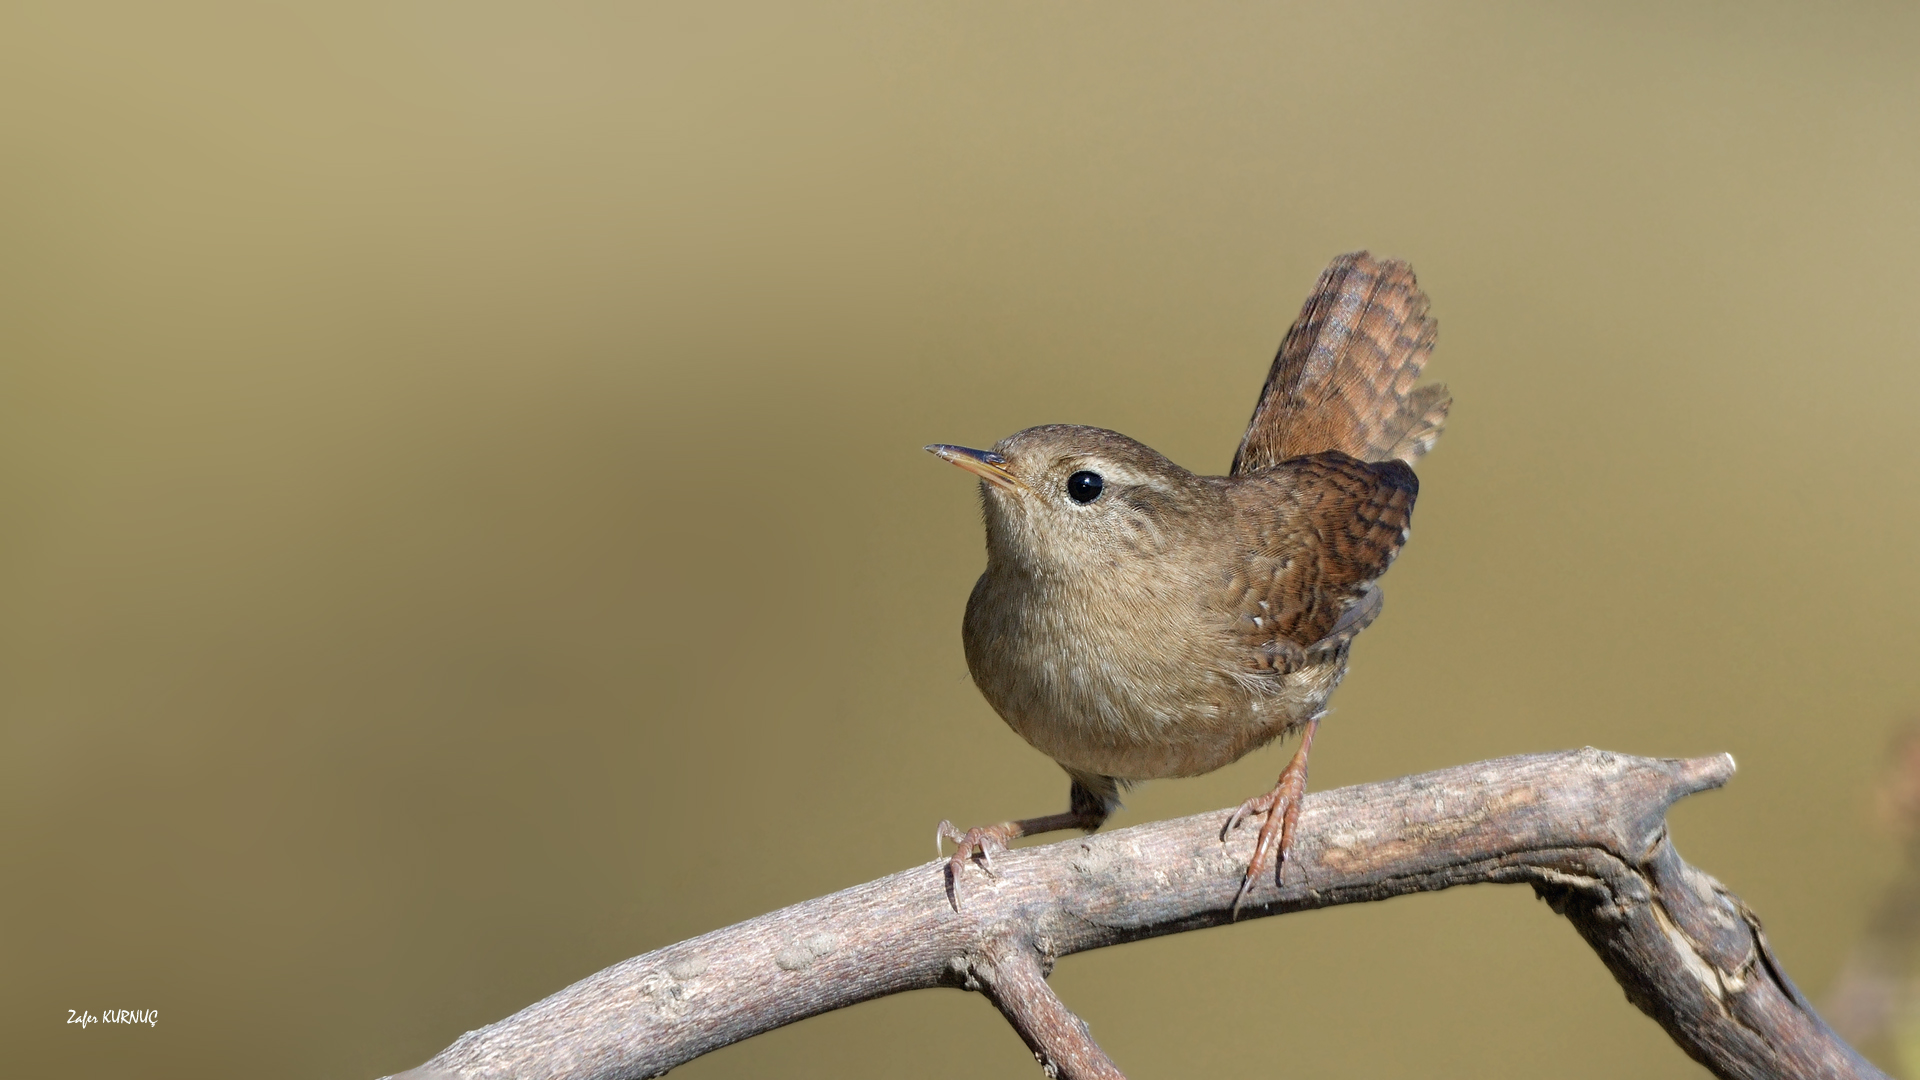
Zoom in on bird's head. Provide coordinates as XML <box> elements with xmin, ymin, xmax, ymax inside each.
<box><xmin>926</xmin><ymin>424</ymin><xmax>1207</xmax><ymax>573</ymax></box>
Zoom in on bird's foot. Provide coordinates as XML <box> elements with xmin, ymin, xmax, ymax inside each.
<box><xmin>936</xmin><ymin>820</ymin><xmax>1015</xmax><ymax>911</ymax></box>
<box><xmin>1221</xmin><ymin>753</ymin><xmax>1311</xmax><ymax>919</ymax></box>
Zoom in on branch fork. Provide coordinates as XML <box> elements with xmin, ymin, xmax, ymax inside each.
<box><xmin>391</xmin><ymin>749</ymin><xmax>1886</xmax><ymax>1080</ymax></box>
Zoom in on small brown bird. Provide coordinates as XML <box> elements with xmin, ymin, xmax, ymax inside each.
<box><xmin>929</xmin><ymin>251</ymin><xmax>1450</xmax><ymax>913</ymax></box>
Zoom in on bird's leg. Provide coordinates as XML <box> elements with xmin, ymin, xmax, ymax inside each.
<box><xmin>938</xmin><ymin>776</ymin><xmax>1117</xmax><ymax>910</ymax></box>
<box><xmin>1222</xmin><ymin>716</ymin><xmax>1320</xmax><ymax>919</ymax></box>
<box><xmin>936</xmin><ymin>810</ymin><xmax>1089</xmax><ymax>878</ymax></box>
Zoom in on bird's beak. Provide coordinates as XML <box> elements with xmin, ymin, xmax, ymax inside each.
<box><xmin>925</xmin><ymin>444</ymin><xmax>1026</xmax><ymax>492</ymax></box>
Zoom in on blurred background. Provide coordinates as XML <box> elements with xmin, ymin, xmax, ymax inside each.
<box><xmin>3</xmin><ymin>2</ymin><xmax>1918</xmax><ymax>1077</ymax></box>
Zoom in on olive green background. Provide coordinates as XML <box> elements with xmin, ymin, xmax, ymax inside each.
<box><xmin>5</xmin><ymin>3</ymin><xmax>1919</xmax><ymax>1077</ymax></box>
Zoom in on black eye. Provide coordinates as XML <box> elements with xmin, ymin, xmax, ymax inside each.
<box><xmin>1065</xmin><ymin>471</ymin><xmax>1104</xmax><ymax>503</ymax></box>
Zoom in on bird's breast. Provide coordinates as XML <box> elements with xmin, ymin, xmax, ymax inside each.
<box><xmin>962</xmin><ymin>559</ymin><xmax>1333</xmax><ymax>781</ymax></box>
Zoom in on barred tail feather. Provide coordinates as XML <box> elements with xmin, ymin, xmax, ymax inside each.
<box><xmin>1231</xmin><ymin>252</ymin><xmax>1451</xmax><ymax>475</ymax></box>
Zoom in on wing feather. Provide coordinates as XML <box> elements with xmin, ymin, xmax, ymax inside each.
<box><xmin>1223</xmin><ymin>453</ymin><xmax>1418</xmax><ymax>673</ymax></box>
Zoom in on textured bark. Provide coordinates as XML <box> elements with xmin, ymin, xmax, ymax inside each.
<box><xmin>389</xmin><ymin>749</ymin><xmax>1885</xmax><ymax>1080</ymax></box>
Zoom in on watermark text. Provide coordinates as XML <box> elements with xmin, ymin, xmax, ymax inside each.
<box><xmin>68</xmin><ymin>1010</ymin><xmax>158</xmax><ymax>1028</ymax></box>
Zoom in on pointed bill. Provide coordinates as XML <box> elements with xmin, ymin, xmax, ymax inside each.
<box><xmin>924</xmin><ymin>444</ymin><xmax>1026</xmax><ymax>492</ymax></box>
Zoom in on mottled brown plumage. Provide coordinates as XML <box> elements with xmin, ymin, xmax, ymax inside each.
<box><xmin>929</xmin><ymin>252</ymin><xmax>1450</xmax><ymax>912</ymax></box>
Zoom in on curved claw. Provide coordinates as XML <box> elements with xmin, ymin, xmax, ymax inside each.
<box><xmin>1223</xmin><ymin>774</ymin><xmax>1309</xmax><ymax>919</ymax></box>
<box><xmin>1233</xmin><ymin>796</ymin><xmax>1291</xmax><ymax>919</ymax></box>
<box><xmin>1220</xmin><ymin>792</ymin><xmax>1274</xmax><ymax>840</ymax></box>
<box><xmin>1225</xmin><ymin>718</ymin><xmax>1319</xmax><ymax>920</ymax></box>
<box><xmin>1223</xmin><ymin>789</ymin><xmax>1283</xmax><ymax>918</ymax></box>
<box><xmin>936</xmin><ymin>820</ymin><xmax>1013</xmax><ymax>911</ymax></box>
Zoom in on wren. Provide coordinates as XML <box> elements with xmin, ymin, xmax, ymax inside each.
<box><xmin>928</xmin><ymin>252</ymin><xmax>1450</xmax><ymax>914</ymax></box>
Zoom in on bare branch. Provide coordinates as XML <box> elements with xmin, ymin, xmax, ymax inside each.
<box><xmin>971</xmin><ymin>934</ymin><xmax>1124</xmax><ymax>1080</ymax></box>
<box><xmin>388</xmin><ymin>749</ymin><xmax>1886</xmax><ymax>1080</ymax></box>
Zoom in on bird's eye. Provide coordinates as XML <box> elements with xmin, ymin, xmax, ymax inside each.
<box><xmin>1065</xmin><ymin>471</ymin><xmax>1104</xmax><ymax>503</ymax></box>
